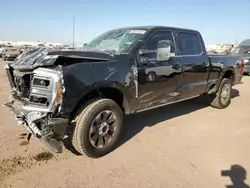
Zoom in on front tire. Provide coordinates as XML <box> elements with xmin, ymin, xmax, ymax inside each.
<box><xmin>71</xmin><ymin>98</ymin><xmax>123</xmax><ymax>158</ymax></box>
<box><xmin>209</xmin><ymin>78</ymin><xmax>232</xmax><ymax>109</ymax></box>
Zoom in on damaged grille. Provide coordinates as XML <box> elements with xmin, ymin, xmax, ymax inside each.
<box><xmin>5</xmin><ymin>64</ymin><xmax>63</xmax><ymax>112</ymax></box>
<box><xmin>5</xmin><ymin>66</ymin><xmax>53</xmax><ymax>107</ymax></box>
<box><xmin>30</xmin><ymin>95</ymin><xmax>49</xmax><ymax>106</ymax></box>
<box><xmin>5</xmin><ymin>67</ymin><xmax>33</xmax><ymax>99</ymax></box>
<box><xmin>14</xmin><ymin>74</ymin><xmax>31</xmax><ymax>98</ymax></box>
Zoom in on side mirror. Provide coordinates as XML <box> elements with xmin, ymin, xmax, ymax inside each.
<box><xmin>156</xmin><ymin>40</ymin><xmax>175</xmax><ymax>61</ymax></box>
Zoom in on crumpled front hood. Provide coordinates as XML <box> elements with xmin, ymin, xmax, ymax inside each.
<box><xmin>10</xmin><ymin>48</ymin><xmax>113</xmax><ymax>70</ymax></box>
<box><xmin>10</xmin><ymin>48</ymin><xmax>54</xmax><ymax>70</ymax></box>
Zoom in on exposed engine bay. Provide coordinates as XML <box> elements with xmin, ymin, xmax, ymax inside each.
<box><xmin>3</xmin><ymin>47</ymin><xmax>116</xmax><ymax>153</ymax></box>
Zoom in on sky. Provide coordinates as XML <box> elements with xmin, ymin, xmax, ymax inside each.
<box><xmin>0</xmin><ymin>0</ymin><xmax>249</xmax><ymax>45</ymax></box>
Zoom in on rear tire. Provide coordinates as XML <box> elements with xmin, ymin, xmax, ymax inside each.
<box><xmin>71</xmin><ymin>98</ymin><xmax>123</xmax><ymax>158</ymax></box>
<box><xmin>209</xmin><ymin>78</ymin><xmax>232</xmax><ymax>109</ymax></box>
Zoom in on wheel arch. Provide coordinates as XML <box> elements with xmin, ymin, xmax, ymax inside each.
<box><xmin>221</xmin><ymin>67</ymin><xmax>235</xmax><ymax>84</ymax></box>
<box><xmin>68</xmin><ymin>81</ymin><xmax>133</xmax><ymax>123</ymax></box>
<box><xmin>207</xmin><ymin>68</ymin><xmax>235</xmax><ymax>94</ymax></box>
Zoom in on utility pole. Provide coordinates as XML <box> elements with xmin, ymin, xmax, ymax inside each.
<box><xmin>73</xmin><ymin>16</ymin><xmax>75</xmax><ymax>48</ymax></box>
<box><xmin>235</xmin><ymin>36</ymin><xmax>238</xmax><ymax>46</ymax></box>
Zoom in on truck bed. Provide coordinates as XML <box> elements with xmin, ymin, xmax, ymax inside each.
<box><xmin>208</xmin><ymin>54</ymin><xmax>243</xmax><ymax>85</ymax></box>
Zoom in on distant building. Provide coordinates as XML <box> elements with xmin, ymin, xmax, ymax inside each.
<box><xmin>0</xmin><ymin>40</ymin><xmax>63</xmax><ymax>47</ymax></box>
<box><xmin>206</xmin><ymin>43</ymin><xmax>235</xmax><ymax>53</ymax></box>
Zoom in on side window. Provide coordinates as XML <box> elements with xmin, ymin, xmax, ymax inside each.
<box><xmin>142</xmin><ymin>31</ymin><xmax>175</xmax><ymax>53</ymax></box>
<box><xmin>178</xmin><ymin>32</ymin><xmax>202</xmax><ymax>55</ymax></box>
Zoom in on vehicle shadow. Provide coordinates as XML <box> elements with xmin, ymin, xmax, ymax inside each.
<box><xmin>117</xmin><ymin>88</ymin><xmax>240</xmax><ymax>149</ymax></box>
<box><xmin>221</xmin><ymin>165</ymin><xmax>250</xmax><ymax>188</ymax></box>
<box><xmin>63</xmin><ymin>89</ymin><xmax>240</xmax><ymax>155</ymax></box>
<box><xmin>232</xmin><ymin>88</ymin><xmax>240</xmax><ymax>98</ymax></box>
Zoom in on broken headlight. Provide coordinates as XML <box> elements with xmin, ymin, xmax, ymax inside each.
<box><xmin>23</xmin><ymin>67</ymin><xmax>64</xmax><ymax>113</ymax></box>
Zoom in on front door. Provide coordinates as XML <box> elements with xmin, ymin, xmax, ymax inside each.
<box><xmin>135</xmin><ymin>30</ymin><xmax>184</xmax><ymax>111</ymax></box>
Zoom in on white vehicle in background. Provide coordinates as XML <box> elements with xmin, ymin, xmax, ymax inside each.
<box><xmin>231</xmin><ymin>39</ymin><xmax>250</xmax><ymax>75</ymax></box>
<box><xmin>0</xmin><ymin>44</ymin><xmax>13</xmax><ymax>58</ymax></box>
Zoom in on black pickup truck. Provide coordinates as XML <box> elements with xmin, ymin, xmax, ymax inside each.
<box><xmin>4</xmin><ymin>26</ymin><xmax>244</xmax><ymax>158</ymax></box>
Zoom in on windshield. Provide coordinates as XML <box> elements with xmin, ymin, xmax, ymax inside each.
<box><xmin>231</xmin><ymin>46</ymin><xmax>250</xmax><ymax>55</ymax></box>
<box><xmin>83</xmin><ymin>29</ymin><xmax>147</xmax><ymax>53</ymax></box>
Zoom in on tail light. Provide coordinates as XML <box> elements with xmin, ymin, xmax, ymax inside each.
<box><xmin>240</xmin><ymin>59</ymin><xmax>244</xmax><ymax>75</ymax></box>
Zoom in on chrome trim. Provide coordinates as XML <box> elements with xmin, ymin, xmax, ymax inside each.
<box><xmin>22</xmin><ymin>106</ymin><xmax>51</xmax><ymax>112</ymax></box>
<box><xmin>132</xmin><ymin>65</ymin><xmax>139</xmax><ymax>98</ymax></box>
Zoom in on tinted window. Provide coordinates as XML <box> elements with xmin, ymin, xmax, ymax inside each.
<box><xmin>142</xmin><ymin>31</ymin><xmax>175</xmax><ymax>53</ymax></box>
<box><xmin>178</xmin><ymin>32</ymin><xmax>202</xmax><ymax>55</ymax></box>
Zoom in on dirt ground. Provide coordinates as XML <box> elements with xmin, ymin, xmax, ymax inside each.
<box><xmin>0</xmin><ymin>60</ymin><xmax>250</xmax><ymax>188</ymax></box>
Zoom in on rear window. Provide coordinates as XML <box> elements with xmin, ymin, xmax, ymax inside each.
<box><xmin>178</xmin><ymin>32</ymin><xmax>202</xmax><ymax>55</ymax></box>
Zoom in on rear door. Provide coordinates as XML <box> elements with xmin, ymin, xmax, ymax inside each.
<box><xmin>175</xmin><ymin>31</ymin><xmax>210</xmax><ymax>98</ymax></box>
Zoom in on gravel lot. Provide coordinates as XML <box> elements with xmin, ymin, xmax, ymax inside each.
<box><xmin>0</xmin><ymin>60</ymin><xmax>249</xmax><ymax>188</ymax></box>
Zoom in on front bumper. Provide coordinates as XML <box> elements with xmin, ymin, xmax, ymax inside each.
<box><xmin>5</xmin><ymin>95</ymin><xmax>68</xmax><ymax>153</ymax></box>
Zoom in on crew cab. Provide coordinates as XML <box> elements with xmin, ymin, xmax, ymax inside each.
<box><xmin>4</xmin><ymin>26</ymin><xmax>244</xmax><ymax>158</ymax></box>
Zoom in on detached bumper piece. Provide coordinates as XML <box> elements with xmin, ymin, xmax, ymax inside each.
<box><xmin>4</xmin><ymin>99</ymin><xmax>68</xmax><ymax>153</ymax></box>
